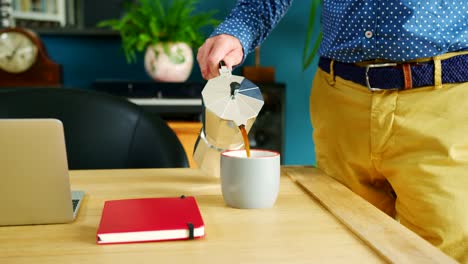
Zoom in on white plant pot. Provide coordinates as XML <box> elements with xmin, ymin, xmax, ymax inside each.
<box><xmin>144</xmin><ymin>42</ymin><xmax>194</xmax><ymax>82</ymax></box>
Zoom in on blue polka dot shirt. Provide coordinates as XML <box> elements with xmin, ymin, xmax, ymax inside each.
<box><xmin>211</xmin><ymin>0</ymin><xmax>468</xmax><ymax>63</ymax></box>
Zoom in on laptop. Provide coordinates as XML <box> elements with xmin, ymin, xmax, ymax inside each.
<box><xmin>0</xmin><ymin>118</ymin><xmax>84</xmax><ymax>226</ymax></box>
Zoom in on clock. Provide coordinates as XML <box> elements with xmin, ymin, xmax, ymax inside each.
<box><xmin>0</xmin><ymin>29</ymin><xmax>39</xmax><ymax>73</ymax></box>
<box><xmin>0</xmin><ymin>27</ymin><xmax>61</xmax><ymax>87</ymax></box>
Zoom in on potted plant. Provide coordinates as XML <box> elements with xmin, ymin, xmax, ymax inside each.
<box><xmin>98</xmin><ymin>0</ymin><xmax>219</xmax><ymax>82</ymax></box>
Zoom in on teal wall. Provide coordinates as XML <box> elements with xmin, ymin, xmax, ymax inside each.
<box><xmin>41</xmin><ymin>1</ymin><xmax>319</xmax><ymax>165</ymax></box>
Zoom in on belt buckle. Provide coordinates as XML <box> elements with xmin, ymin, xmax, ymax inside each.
<box><xmin>365</xmin><ymin>63</ymin><xmax>398</xmax><ymax>91</ymax></box>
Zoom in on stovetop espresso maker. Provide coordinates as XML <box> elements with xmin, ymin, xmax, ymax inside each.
<box><xmin>193</xmin><ymin>62</ymin><xmax>264</xmax><ymax>177</ymax></box>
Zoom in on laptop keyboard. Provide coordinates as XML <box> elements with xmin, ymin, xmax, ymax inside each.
<box><xmin>72</xmin><ymin>199</ymin><xmax>80</xmax><ymax>212</ymax></box>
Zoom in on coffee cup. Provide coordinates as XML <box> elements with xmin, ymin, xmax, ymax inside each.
<box><xmin>220</xmin><ymin>149</ymin><xmax>280</xmax><ymax>209</ymax></box>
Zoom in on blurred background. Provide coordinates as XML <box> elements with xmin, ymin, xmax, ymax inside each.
<box><xmin>1</xmin><ymin>0</ymin><xmax>321</xmax><ymax>166</ymax></box>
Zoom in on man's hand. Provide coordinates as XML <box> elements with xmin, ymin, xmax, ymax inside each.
<box><xmin>197</xmin><ymin>34</ymin><xmax>244</xmax><ymax>80</ymax></box>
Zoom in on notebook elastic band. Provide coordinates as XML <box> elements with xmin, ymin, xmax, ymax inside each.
<box><xmin>187</xmin><ymin>222</ymin><xmax>194</xmax><ymax>239</ymax></box>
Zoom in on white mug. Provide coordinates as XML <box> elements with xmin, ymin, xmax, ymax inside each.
<box><xmin>220</xmin><ymin>149</ymin><xmax>280</xmax><ymax>209</ymax></box>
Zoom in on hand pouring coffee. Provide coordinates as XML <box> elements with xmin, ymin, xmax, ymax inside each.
<box><xmin>193</xmin><ymin>62</ymin><xmax>264</xmax><ymax>177</ymax></box>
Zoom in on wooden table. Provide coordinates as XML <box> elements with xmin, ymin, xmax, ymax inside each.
<box><xmin>0</xmin><ymin>167</ymin><xmax>455</xmax><ymax>264</ymax></box>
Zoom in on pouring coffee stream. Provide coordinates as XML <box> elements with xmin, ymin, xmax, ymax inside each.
<box><xmin>193</xmin><ymin>61</ymin><xmax>263</xmax><ymax>175</ymax></box>
<box><xmin>239</xmin><ymin>124</ymin><xmax>251</xmax><ymax>158</ymax></box>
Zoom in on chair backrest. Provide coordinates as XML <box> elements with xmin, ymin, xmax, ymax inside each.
<box><xmin>0</xmin><ymin>88</ymin><xmax>189</xmax><ymax>169</ymax></box>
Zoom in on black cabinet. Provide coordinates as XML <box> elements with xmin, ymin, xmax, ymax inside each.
<box><xmin>249</xmin><ymin>83</ymin><xmax>285</xmax><ymax>162</ymax></box>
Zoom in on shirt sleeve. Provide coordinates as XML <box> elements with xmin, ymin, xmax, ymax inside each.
<box><xmin>210</xmin><ymin>0</ymin><xmax>293</xmax><ymax>62</ymax></box>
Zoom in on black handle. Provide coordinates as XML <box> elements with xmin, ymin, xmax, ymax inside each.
<box><xmin>219</xmin><ymin>60</ymin><xmax>226</xmax><ymax>68</ymax></box>
<box><xmin>230</xmin><ymin>82</ymin><xmax>240</xmax><ymax>98</ymax></box>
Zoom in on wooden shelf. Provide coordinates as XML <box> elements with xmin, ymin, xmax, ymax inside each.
<box><xmin>13</xmin><ymin>10</ymin><xmax>63</xmax><ymax>23</ymax></box>
<box><xmin>12</xmin><ymin>0</ymin><xmax>66</xmax><ymax>26</ymax></box>
<box><xmin>34</xmin><ymin>27</ymin><xmax>118</xmax><ymax>36</ymax></box>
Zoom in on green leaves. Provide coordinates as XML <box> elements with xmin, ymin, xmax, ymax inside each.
<box><xmin>302</xmin><ymin>0</ymin><xmax>322</xmax><ymax>71</ymax></box>
<box><xmin>162</xmin><ymin>43</ymin><xmax>186</xmax><ymax>64</ymax></box>
<box><xmin>97</xmin><ymin>0</ymin><xmax>219</xmax><ymax>63</ymax></box>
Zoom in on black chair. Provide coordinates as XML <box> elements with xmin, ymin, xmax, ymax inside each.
<box><xmin>0</xmin><ymin>88</ymin><xmax>189</xmax><ymax>169</ymax></box>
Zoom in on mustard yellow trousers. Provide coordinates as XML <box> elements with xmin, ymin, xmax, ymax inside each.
<box><xmin>310</xmin><ymin>54</ymin><xmax>468</xmax><ymax>263</ymax></box>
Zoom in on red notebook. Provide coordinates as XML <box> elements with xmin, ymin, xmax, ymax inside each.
<box><xmin>96</xmin><ymin>196</ymin><xmax>205</xmax><ymax>244</ymax></box>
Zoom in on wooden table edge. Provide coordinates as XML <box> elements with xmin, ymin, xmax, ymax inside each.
<box><xmin>282</xmin><ymin>166</ymin><xmax>457</xmax><ymax>264</ymax></box>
